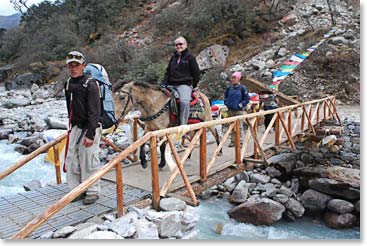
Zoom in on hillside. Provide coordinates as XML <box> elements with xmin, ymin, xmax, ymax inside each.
<box><xmin>0</xmin><ymin>0</ymin><xmax>360</xmax><ymax>104</ymax></box>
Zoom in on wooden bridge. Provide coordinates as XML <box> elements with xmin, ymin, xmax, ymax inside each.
<box><xmin>0</xmin><ymin>95</ymin><xmax>342</xmax><ymax>239</ymax></box>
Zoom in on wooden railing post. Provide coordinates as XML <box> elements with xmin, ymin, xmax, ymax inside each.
<box><xmin>200</xmin><ymin>127</ymin><xmax>207</xmax><ymax>182</ymax></box>
<box><xmin>234</xmin><ymin>120</ymin><xmax>241</xmax><ymax>164</ymax></box>
<box><xmin>287</xmin><ymin>109</ymin><xmax>292</xmax><ymax>138</ymax></box>
<box><xmin>275</xmin><ymin>114</ymin><xmax>280</xmax><ymax>146</ymax></box>
<box><xmin>150</xmin><ymin>136</ymin><xmax>160</xmax><ymax>211</ymax></box>
<box><xmin>308</xmin><ymin>104</ymin><xmax>313</xmax><ymax>125</ymax></box>
<box><xmin>301</xmin><ymin>108</ymin><xmax>305</xmax><ymax>131</ymax></box>
<box><xmin>253</xmin><ymin>117</ymin><xmax>258</xmax><ymax>159</ymax></box>
<box><xmin>52</xmin><ymin>145</ymin><xmax>62</xmax><ymax>184</ymax></box>
<box><xmin>116</xmin><ymin>162</ymin><xmax>124</xmax><ymax>217</ymax></box>
<box><xmin>166</xmin><ymin>135</ymin><xmax>198</xmax><ymax>206</ymax></box>
<box><xmin>132</xmin><ymin>119</ymin><xmax>138</xmax><ymax>161</ymax></box>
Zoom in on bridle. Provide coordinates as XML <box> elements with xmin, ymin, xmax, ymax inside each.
<box><xmin>116</xmin><ymin>90</ymin><xmax>133</xmax><ymax>124</ymax></box>
<box><xmin>116</xmin><ymin>89</ymin><xmax>171</xmax><ymax>123</ymax></box>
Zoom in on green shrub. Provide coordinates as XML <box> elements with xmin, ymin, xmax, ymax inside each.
<box><xmin>199</xmin><ymin>67</ymin><xmax>227</xmax><ymax>101</ymax></box>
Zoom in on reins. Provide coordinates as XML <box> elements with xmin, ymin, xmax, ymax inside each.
<box><xmin>116</xmin><ymin>89</ymin><xmax>171</xmax><ymax>123</ymax></box>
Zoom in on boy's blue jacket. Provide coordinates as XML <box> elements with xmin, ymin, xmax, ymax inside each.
<box><xmin>224</xmin><ymin>84</ymin><xmax>250</xmax><ymax>111</ymax></box>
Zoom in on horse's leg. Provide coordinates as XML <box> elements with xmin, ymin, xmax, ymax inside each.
<box><xmin>139</xmin><ymin>142</ymin><xmax>148</xmax><ymax>169</ymax></box>
<box><xmin>159</xmin><ymin>141</ymin><xmax>167</xmax><ymax>169</ymax></box>
<box><xmin>208</xmin><ymin>126</ymin><xmax>222</xmax><ymax>155</ymax></box>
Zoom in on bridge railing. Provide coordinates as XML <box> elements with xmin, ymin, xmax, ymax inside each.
<box><xmin>0</xmin><ymin>119</ymin><xmax>142</xmax><ymax>184</ymax></box>
<box><xmin>10</xmin><ymin>96</ymin><xmax>341</xmax><ymax>239</ymax></box>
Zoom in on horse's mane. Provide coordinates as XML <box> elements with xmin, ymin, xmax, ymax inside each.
<box><xmin>133</xmin><ymin>81</ymin><xmax>161</xmax><ymax>91</ymax></box>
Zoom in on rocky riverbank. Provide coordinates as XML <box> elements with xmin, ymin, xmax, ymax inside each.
<box><xmin>37</xmin><ymin>197</ymin><xmax>199</xmax><ymax>239</ymax></box>
<box><xmin>199</xmin><ymin>117</ymin><xmax>360</xmax><ymax>229</ymax></box>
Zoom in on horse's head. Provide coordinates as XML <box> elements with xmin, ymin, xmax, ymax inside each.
<box><xmin>113</xmin><ymin>82</ymin><xmax>135</xmax><ymax>124</ymax></box>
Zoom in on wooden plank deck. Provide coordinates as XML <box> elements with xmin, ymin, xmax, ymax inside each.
<box><xmin>0</xmin><ymin>181</ymin><xmax>150</xmax><ymax>239</ymax></box>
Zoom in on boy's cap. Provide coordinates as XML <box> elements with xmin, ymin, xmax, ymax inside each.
<box><xmin>232</xmin><ymin>71</ymin><xmax>242</xmax><ymax>80</ymax></box>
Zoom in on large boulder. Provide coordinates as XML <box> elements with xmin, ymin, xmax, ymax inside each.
<box><xmin>196</xmin><ymin>44</ymin><xmax>229</xmax><ymax>70</ymax></box>
<box><xmin>324</xmin><ymin>212</ymin><xmax>357</xmax><ymax>229</ymax></box>
<box><xmin>327</xmin><ymin>199</ymin><xmax>355</xmax><ymax>214</ymax></box>
<box><xmin>227</xmin><ymin>198</ymin><xmax>285</xmax><ymax>225</ymax></box>
<box><xmin>5</xmin><ymin>73</ymin><xmax>42</xmax><ymax>90</ymax></box>
<box><xmin>159</xmin><ymin>197</ymin><xmax>186</xmax><ymax>211</ymax></box>
<box><xmin>267</xmin><ymin>153</ymin><xmax>297</xmax><ymax>174</ymax></box>
<box><xmin>300</xmin><ymin>189</ymin><xmax>332</xmax><ymax>212</ymax></box>
<box><xmin>284</xmin><ymin>198</ymin><xmax>305</xmax><ymax>218</ymax></box>
<box><xmin>309</xmin><ymin>178</ymin><xmax>360</xmax><ymax>200</ymax></box>
<box><xmin>230</xmin><ymin>180</ymin><xmax>249</xmax><ymax>204</ymax></box>
<box><xmin>293</xmin><ymin>166</ymin><xmax>360</xmax><ymax>189</ymax></box>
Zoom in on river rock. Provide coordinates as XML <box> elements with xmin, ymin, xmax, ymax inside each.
<box><xmin>227</xmin><ymin>198</ymin><xmax>285</xmax><ymax>225</ymax></box>
<box><xmin>83</xmin><ymin>231</ymin><xmax>123</xmax><ymax>239</ymax></box>
<box><xmin>52</xmin><ymin>225</ymin><xmax>76</xmax><ymax>238</ymax></box>
<box><xmin>273</xmin><ymin>194</ymin><xmax>289</xmax><ymax>204</ymax></box>
<box><xmin>5</xmin><ymin>73</ymin><xmax>41</xmax><ymax>90</ymax></box>
<box><xmin>68</xmin><ymin>224</ymin><xmax>98</xmax><ymax>239</ymax></box>
<box><xmin>234</xmin><ymin>171</ymin><xmax>249</xmax><ymax>183</ymax></box>
<box><xmin>265</xmin><ymin>166</ymin><xmax>282</xmax><ymax>177</ymax></box>
<box><xmin>300</xmin><ymin>189</ymin><xmax>332</xmax><ymax>212</ymax></box>
<box><xmin>157</xmin><ymin>211</ymin><xmax>182</xmax><ymax>238</ymax></box>
<box><xmin>46</xmin><ymin>117</ymin><xmax>68</xmax><ymax>129</ymax></box>
<box><xmin>293</xmin><ymin>166</ymin><xmax>360</xmax><ymax>189</ymax></box>
<box><xmin>134</xmin><ymin>219</ymin><xmax>159</xmax><ymax>239</ymax></box>
<box><xmin>309</xmin><ymin>178</ymin><xmax>360</xmax><ymax>200</ymax></box>
<box><xmin>109</xmin><ymin>212</ymin><xmax>138</xmax><ymax>237</ymax></box>
<box><xmin>230</xmin><ymin>180</ymin><xmax>249</xmax><ymax>204</ymax></box>
<box><xmin>3</xmin><ymin>98</ymin><xmax>32</xmax><ymax>109</ymax></box>
<box><xmin>0</xmin><ymin>129</ymin><xmax>13</xmax><ymax>140</ymax></box>
<box><xmin>181</xmin><ymin>206</ymin><xmax>199</xmax><ymax>232</ymax></box>
<box><xmin>249</xmin><ymin>173</ymin><xmax>270</xmax><ymax>184</ymax></box>
<box><xmin>284</xmin><ymin>198</ymin><xmax>305</xmax><ymax>218</ymax></box>
<box><xmin>159</xmin><ymin>197</ymin><xmax>186</xmax><ymax>211</ymax></box>
<box><xmin>324</xmin><ymin>212</ymin><xmax>357</xmax><ymax>229</ymax></box>
<box><xmin>268</xmin><ymin>153</ymin><xmax>297</xmax><ymax>173</ymax></box>
<box><xmin>327</xmin><ymin>199</ymin><xmax>354</xmax><ymax>214</ymax></box>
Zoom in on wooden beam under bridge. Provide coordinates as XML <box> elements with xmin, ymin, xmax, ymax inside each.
<box><xmin>243</xmin><ymin>77</ymin><xmax>300</xmax><ymax>106</ymax></box>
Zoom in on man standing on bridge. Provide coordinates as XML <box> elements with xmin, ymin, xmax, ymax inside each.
<box><xmin>64</xmin><ymin>51</ymin><xmax>101</xmax><ymax>205</ymax></box>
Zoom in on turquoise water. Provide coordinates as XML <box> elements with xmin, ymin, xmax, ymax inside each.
<box><xmin>0</xmin><ymin>140</ymin><xmax>65</xmax><ymax>197</ymax></box>
<box><xmin>196</xmin><ymin>197</ymin><xmax>360</xmax><ymax>240</ymax></box>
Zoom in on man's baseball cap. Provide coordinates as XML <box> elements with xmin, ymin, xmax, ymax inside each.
<box><xmin>66</xmin><ymin>51</ymin><xmax>85</xmax><ymax>64</ymax></box>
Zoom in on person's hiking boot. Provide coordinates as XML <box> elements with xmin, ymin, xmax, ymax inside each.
<box><xmin>83</xmin><ymin>194</ymin><xmax>99</xmax><ymax>205</ymax></box>
<box><xmin>71</xmin><ymin>193</ymin><xmax>85</xmax><ymax>203</ymax></box>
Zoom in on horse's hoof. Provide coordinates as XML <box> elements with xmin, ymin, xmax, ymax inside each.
<box><xmin>141</xmin><ymin>162</ymin><xmax>147</xmax><ymax>169</ymax></box>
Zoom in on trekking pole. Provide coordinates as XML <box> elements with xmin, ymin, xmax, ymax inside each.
<box><xmin>63</xmin><ymin>93</ymin><xmax>73</xmax><ymax>173</ymax></box>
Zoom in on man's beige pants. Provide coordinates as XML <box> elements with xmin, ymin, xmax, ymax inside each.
<box><xmin>65</xmin><ymin>125</ymin><xmax>101</xmax><ymax>196</ymax></box>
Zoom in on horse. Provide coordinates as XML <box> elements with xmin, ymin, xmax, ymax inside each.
<box><xmin>113</xmin><ymin>81</ymin><xmax>221</xmax><ymax>169</ymax></box>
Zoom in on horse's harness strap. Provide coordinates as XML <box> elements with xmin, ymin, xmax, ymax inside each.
<box><xmin>117</xmin><ymin>90</ymin><xmax>133</xmax><ymax>122</ymax></box>
<box><xmin>139</xmin><ymin>99</ymin><xmax>171</xmax><ymax>122</ymax></box>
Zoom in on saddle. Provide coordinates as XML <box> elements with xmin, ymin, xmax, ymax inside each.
<box><xmin>163</xmin><ymin>88</ymin><xmax>205</xmax><ymax>124</ymax></box>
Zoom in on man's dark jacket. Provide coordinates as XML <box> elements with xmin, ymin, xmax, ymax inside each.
<box><xmin>162</xmin><ymin>49</ymin><xmax>200</xmax><ymax>88</ymax></box>
<box><xmin>65</xmin><ymin>75</ymin><xmax>101</xmax><ymax>140</ymax></box>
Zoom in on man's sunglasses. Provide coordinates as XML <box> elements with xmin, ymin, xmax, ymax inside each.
<box><xmin>175</xmin><ymin>43</ymin><xmax>184</xmax><ymax>46</ymax></box>
<box><xmin>66</xmin><ymin>54</ymin><xmax>84</xmax><ymax>60</ymax></box>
